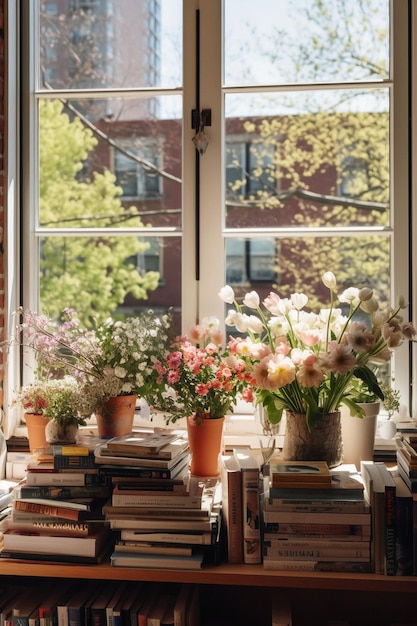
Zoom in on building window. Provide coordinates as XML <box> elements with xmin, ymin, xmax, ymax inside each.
<box><xmin>114</xmin><ymin>141</ymin><xmax>163</xmax><ymax>200</ymax></box>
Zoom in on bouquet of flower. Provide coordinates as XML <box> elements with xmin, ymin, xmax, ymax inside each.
<box><xmin>14</xmin><ymin>376</ymin><xmax>88</xmax><ymax>426</ymax></box>
<box><xmin>219</xmin><ymin>272</ymin><xmax>415</xmax><ymax>430</ymax></box>
<box><xmin>149</xmin><ymin>316</ymin><xmax>253</xmax><ymax>423</ymax></box>
<box><xmin>14</xmin><ymin>307</ymin><xmax>172</xmax><ymax>411</ymax></box>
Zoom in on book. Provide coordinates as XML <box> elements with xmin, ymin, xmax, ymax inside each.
<box><xmin>264</xmin><ymin>538</ymin><xmax>370</xmax><ymax>550</ymax></box>
<box><xmin>103</xmin><ymin>503</ymin><xmax>213</xmax><ymax>520</ymax></box>
<box><xmin>0</xmin><ymin>549</ymin><xmax>109</xmax><ymax>565</ymax></box>
<box><xmin>13</xmin><ymin>498</ymin><xmax>105</xmax><ymax>522</ymax></box>
<box><xmin>94</xmin><ymin>447</ymin><xmax>190</xmax><ymax>470</ymax></box>
<box><xmin>1</xmin><ymin>526</ymin><xmax>112</xmax><ymax>558</ymax></box>
<box><xmin>219</xmin><ymin>454</ymin><xmax>243</xmax><ymax>564</ymax></box>
<box><xmin>56</xmin><ymin>583</ymin><xmax>83</xmax><ymax>626</ymax></box>
<box><xmin>263</xmin><ymin>522</ymin><xmax>371</xmax><ymax>540</ymax></box>
<box><xmin>360</xmin><ymin>461</ymin><xmax>396</xmax><ymax>575</ymax></box>
<box><xmin>110</xmin><ymin>491</ymin><xmax>204</xmax><ymax>509</ymax></box>
<box><xmin>51</xmin><ymin>445</ymin><xmax>92</xmax><ymax>456</ymax></box>
<box><xmin>264</xmin><ymin>545</ymin><xmax>370</xmax><ymax>560</ymax></box>
<box><xmin>113</xmin><ymin>582</ymin><xmax>145</xmax><ymax>626</ymax></box>
<box><xmin>137</xmin><ymin>585</ymin><xmax>160</xmax><ymax>626</ymax></box>
<box><xmin>271</xmin><ymin>590</ymin><xmax>292</xmax><ymax>626</ymax></box>
<box><xmin>119</xmin><ymin>530</ymin><xmax>217</xmax><ymax>545</ymax></box>
<box><xmin>146</xmin><ymin>594</ymin><xmax>176</xmax><ymax>626</ymax></box>
<box><xmin>105</xmin><ymin>428</ymin><xmax>186</xmax><ymax>454</ymax></box>
<box><xmin>114</xmin><ymin>540</ymin><xmax>193</xmax><ymax>556</ymax></box>
<box><xmin>269</xmin><ymin>466</ymin><xmax>365</xmax><ymax>499</ymax></box>
<box><xmin>110</xmin><ymin>550</ymin><xmax>205</xmax><ymax>570</ymax></box>
<box><xmin>263</xmin><ymin>559</ymin><xmax>373</xmax><ymax>573</ymax></box>
<box><xmin>26</xmin><ymin>461</ymin><xmax>98</xmax><ymax>474</ymax></box>
<box><xmin>233</xmin><ymin>448</ymin><xmax>261</xmax><ymax>564</ymax></box>
<box><xmin>90</xmin><ymin>582</ymin><xmax>118</xmax><ymax>626</ymax></box>
<box><xmin>53</xmin><ymin>454</ymin><xmax>96</xmax><ymax>470</ymax></box>
<box><xmin>270</xmin><ymin>460</ymin><xmax>332</xmax><ymax>487</ymax></box>
<box><xmin>12</xmin><ymin>585</ymin><xmax>50</xmax><ymax>626</ymax></box>
<box><xmin>66</xmin><ymin>581</ymin><xmax>101</xmax><ymax>626</ymax></box>
<box><xmin>396</xmin><ymin>459</ymin><xmax>417</xmax><ymax>492</ymax></box>
<box><xmin>263</xmin><ymin>510</ymin><xmax>371</xmax><ymax>525</ymax></box>
<box><xmin>104</xmin><ymin>583</ymin><xmax>130</xmax><ymax>626</ymax></box>
<box><xmin>16</xmin><ymin>485</ymin><xmax>111</xmax><ymax>500</ymax></box>
<box><xmin>108</xmin><ymin>514</ymin><xmax>220</xmax><ymax>533</ymax></box>
<box><xmin>393</xmin><ymin>476</ymin><xmax>413</xmax><ymax>576</ymax></box>
<box><xmin>99</xmin><ymin>457</ymin><xmax>190</xmax><ymax>480</ymax></box>
<box><xmin>25</xmin><ymin>470</ymin><xmax>103</xmax><ymax>487</ymax></box>
<box><xmin>173</xmin><ymin>584</ymin><xmax>193</xmax><ymax>626</ymax></box>
<box><xmin>3</xmin><ymin>518</ymin><xmax>102</xmax><ymax>537</ymax></box>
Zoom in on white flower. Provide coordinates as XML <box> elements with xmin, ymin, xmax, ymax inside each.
<box><xmin>291</xmin><ymin>292</ymin><xmax>308</xmax><ymax>310</ymax></box>
<box><xmin>219</xmin><ymin>285</ymin><xmax>235</xmax><ymax>304</ymax></box>
<box><xmin>322</xmin><ymin>271</ymin><xmax>336</xmax><ymax>289</ymax></box>
<box><xmin>339</xmin><ymin>287</ymin><xmax>359</xmax><ymax>304</ymax></box>
<box><xmin>243</xmin><ymin>291</ymin><xmax>260</xmax><ymax>309</ymax></box>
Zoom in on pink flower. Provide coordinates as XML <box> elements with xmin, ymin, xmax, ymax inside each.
<box><xmin>319</xmin><ymin>342</ymin><xmax>357</xmax><ymax>375</ymax></box>
<box><xmin>297</xmin><ymin>363</ymin><xmax>325</xmax><ymax>388</ymax></box>
<box><xmin>346</xmin><ymin>322</ymin><xmax>375</xmax><ymax>353</ymax></box>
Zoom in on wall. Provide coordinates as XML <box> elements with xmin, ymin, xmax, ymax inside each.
<box><xmin>0</xmin><ymin>0</ymin><xmax>4</xmax><ymax>411</ymax></box>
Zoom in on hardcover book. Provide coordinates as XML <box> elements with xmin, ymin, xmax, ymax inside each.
<box><xmin>2</xmin><ymin>526</ymin><xmax>113</xmax><ymax>558</ymax></box>
<box><xmin>233</xmin><ymin>448</ymin><xmax>261</xmax><ymax>564</ymax></box>
<box><xmin>360</xmin><ymin>461</ymin><xmax>396</xmax><ymax>575</ymax></box>
<box><xmin>110</xmin><ymin>550</ymin><xmax>205</xmax><ymax>570</ymax></box>
<box><xmin>106</xmin><ymin>428</ymin><xmax>186</xmax><ymax>454</ymax></box>
<box><xmin>393</xmin><ymin>476</ymin><xmax>413</xmax><ymax>576</ymax></box>
<box><xmin>220</xmin><ymin>454</ymin><xmax>243</xmax><ymax>564</ymax></box>
<box><xmin>270</xmin><ymin>460</ymin><xmax>332</xmax><ymax>487</ymax></box>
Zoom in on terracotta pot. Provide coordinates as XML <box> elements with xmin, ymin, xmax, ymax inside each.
<box><xmin>186</xmin><ymin>415</ymin><xmax>225</xmax><ymax>477</ymax></box>
<box><xmin>95</xmin><ymin>394</ymin><xmax>137</xmax><ymax>438</ymax></box>
<box><xmin>341</xmin><ymin>401</ymin><xmax>380</xmax><ymax>470</ymax></box>
<box><xmin>24</xmin><ymin>412</ymin><xmax>49</xmax><ymax>452</ymax></box>
<box><xmin>283</xmin><ymin>411</ymin><xmax>343</xmax><ymax>468</ymax></box>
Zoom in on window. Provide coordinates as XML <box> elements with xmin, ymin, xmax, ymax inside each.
<box><xmin>114</xmin><ymin>140</ymin><xmax>163</xmax><ymax>200</ymax></box>
<box><xmin>7</xmin><ymin>0</ymin><xmax>414</xmax><ymax>441</ymax></box>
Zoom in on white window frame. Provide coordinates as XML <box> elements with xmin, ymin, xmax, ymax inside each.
<box><xmin>3</xmin><ymin>0</ymin><xmax>415</xmax><ymax>446</ymax></box>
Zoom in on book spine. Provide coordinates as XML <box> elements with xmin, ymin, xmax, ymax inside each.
<box><xmin>52</xmin><ymin>446</ymin><xmax>90</xmax><ymax>456</ymax></box>
<box><xmin>222</xmin><ymin>468</ymin><xmax>243</xmax><ymax>564</ymax></box>
<box><xmin>263</xmin><ymin>559</ymin><xmax>373</xmax><ymax>573</ymax></box>
<box><xmin>385</xmin><ymin>484</ymin><xmax>396</xmax><ymax>575</ymax></box>
<box><xmin>263</xmin><ymin>522</ymin><xmax>371</xmax><ymax>537</ymax></box>
<box><xmin>120</xmin><ymin>531</ymin><xmax>214</xmax><ymax>545</ymax></box>
<box><xmin>394</xmin><ymin>491</ymin><xmax>413</xmax><ymax>576</ymax></box>
<box><xmin>14</xmin><ymin>501</ymin><xmax>82</xmax><ymax>522</ymax></box>
<box><xmin>263</xmin><ymin>511</ymin><xmax>371</xmax><ymax>525</ymax></box>
<box><xmin>241</xmin><ymin>468</ymin><xmax>261</xmax><ymax>564</ymax></box>
<box><xmin>111</xmin><ymin>494</ymin><xmax>202</xmax><ymax>508</ymax></box>
<box><xmin>25</xmin><ymin>473</ymin><xmax>102</xmax><ymax>487</ymax></box>
<box><xmin>266</xmin><ymin>501</ymin><xmax>367</xmax><ymax>514</ymax></box>
<box><xmin>53</xmin><ymin>455</ymin><xmax>96</xmax><ymax>470</ymax></box>
<box><xmin>264</xmin><ymin>546</ymin><xmax>370</xmax><ymax>559</ymax></box>
<box><xmin>18</xmin><ymin>486</ymin><xmax>110</xmax><ymax>499</ymax></box>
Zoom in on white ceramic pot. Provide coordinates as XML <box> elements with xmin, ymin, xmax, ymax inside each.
<box><xmin>341</xmin><ymin>401</ymin><xmax>380</xmax><ymax>470</ymax></box>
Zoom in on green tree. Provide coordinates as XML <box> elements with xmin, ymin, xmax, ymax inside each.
<box><xmin>39</xmin><ymin>99</ymin><xmax>159</xmax><ymax>325</ymax></box>
<box><xmin>230</xmin><ymin>0</ymin><xmax>390</xmax><ymax>306</ymax></box>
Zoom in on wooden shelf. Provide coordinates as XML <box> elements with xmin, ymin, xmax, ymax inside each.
<box><xmin>1</xmin><ymin>559</ymin><xmax>417</xmax><ymax>593</ymax></box>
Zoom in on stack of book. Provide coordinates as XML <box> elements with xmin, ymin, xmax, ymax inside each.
<box><xmin>262</xmin><ymin>460</ymin><xmax>372</xmax><ymax>572</ymax></box>
<box><xmin>0</xmin><ymin>442</ymin><xmax>112</xmax><ymax>563</ymax></box>
<box><xmin>94</xmin><ymin>428</ymin><xmax>222</xmax><ymax>569</ymax></box>
<box><xmin>220</xmin><ymin>448</ymin><xmax>263</xmax><ymax>565</ymax></box>
<box><xmin>396</xmin><ymin>434</ymin><xmax>417</xmax><ymax>492</ymax></box>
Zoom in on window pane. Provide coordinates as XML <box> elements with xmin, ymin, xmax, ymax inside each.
<box><xmin>225</xmin><ymin>89</ymin><xmax>389</xmax><ymax>229</ymax></box>
<box><xmin>224</xmin><ymin>235</ymin><xmax>390</xmax><ymax>309</ymax></box>
<box><xmin>39</xmin><ymin>235</ymin><xmax>182</xmax><ymax>331</ymax></box>
<box><xmin>39</xmin><ymin>0</ymin><xmax>182</xmax><ymax>90</ymax></box>
<box><xmin>224</xmin><ymin>0</ymin><xmax>389</xmax><ymax>87</ymax></box>
<box><xmin>38</xmin><ymin>97</ymin><xmax>182</xmax><ymax>230</ymax></box>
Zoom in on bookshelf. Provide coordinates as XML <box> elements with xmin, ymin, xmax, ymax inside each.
<box><xmin>1</xmin><ymin>561</ymin><xmax>417</xmax><ymax>625</ymax></box>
